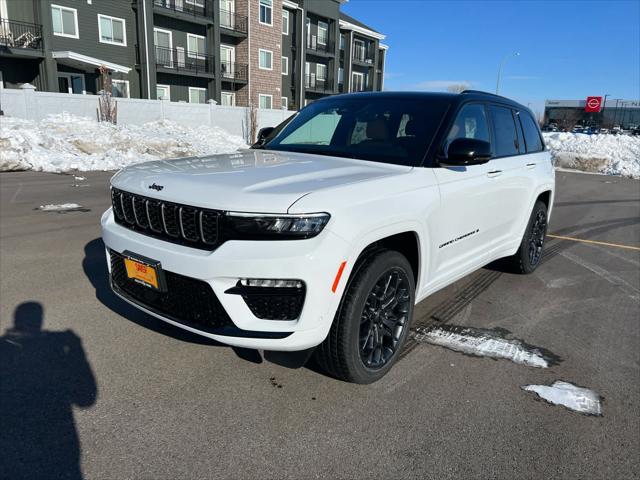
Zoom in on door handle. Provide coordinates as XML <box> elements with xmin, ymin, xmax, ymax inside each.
<box><xmin>487</xmin><ymin>170</ymin><xmax>503</xmax><ymax>178</ymax></box>
<box><xmin>526</xmin><ymin>163</ymin><xmax>537</xmax><ymax>169</ymax></box>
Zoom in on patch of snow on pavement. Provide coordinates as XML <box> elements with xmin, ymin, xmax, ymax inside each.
<box><xmin>543</xmin><ymin>132</ymin><xmax>640</xmax><ymax>179</ymax></box>
<box><xmin>0</xmin><ymin>113</ymin><xmax>247</xmax><ymax>173</ymax></box>
<box><xmin>413</xmin><ymin>324</ymin><xmax>561</xmax><ymax>368</ymax></box>
<box><xmin>522</xmin><ymin>381</ymin><xmax>603</xmax><ymax>416</ymax></box>
<box><xmin>37</xmin><ymin>203</ymin><xmax>83</xmax><ymax>211</ymax></box>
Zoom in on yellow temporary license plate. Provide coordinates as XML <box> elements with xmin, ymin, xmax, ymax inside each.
<box><xmin>124</xmin><ymin>257</ymin><xmax>160</xmax><ymax>290</ymax></box>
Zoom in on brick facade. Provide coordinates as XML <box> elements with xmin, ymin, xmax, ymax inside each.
<box><xmin>249</xmin><ymin>0</ymin><xmax>283</xmax><ymax>108</ymax></box>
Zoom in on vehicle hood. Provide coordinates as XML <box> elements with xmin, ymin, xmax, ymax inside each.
<box><xmin>111</xmin><ymin>149</ymin><xmax>412</xmax><ymax>212</ymax></box>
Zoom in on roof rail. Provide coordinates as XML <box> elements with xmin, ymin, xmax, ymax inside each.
<box><xmin>460</xmin><ymin>89</ymin><xmax>505</xmax><ymax>98</ymax></box>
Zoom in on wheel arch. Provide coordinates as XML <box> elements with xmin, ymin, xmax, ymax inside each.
<box><xmin>347</xmin><ymin>230</ymin><xmax>422</xmax><ymax>291</ymax></box>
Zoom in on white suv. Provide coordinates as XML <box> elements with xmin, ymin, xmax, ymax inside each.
<box><xmin>102</xmin><ymin>91</ymin><xmax>554</xmax><ymax>383</ymax></box>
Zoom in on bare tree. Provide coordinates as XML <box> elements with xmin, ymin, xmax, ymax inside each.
<box><xmin>557</xmin><ymin>109</ymin><xmax>583</xmax><ymax>132</ymax></box>
<box><xmin>446</xmin><ymin>82</ymin><xmax>471</xmax><ymax>94</ymax></box>
<box><xmin>243</xmin><ymin>103</ymin><xmax>258</xmax><ymax>144</ymax></box>
<box><xmin>96</xmin><ymin>65</ymin><xmax>117</xmax><ymax>124</ymax></box>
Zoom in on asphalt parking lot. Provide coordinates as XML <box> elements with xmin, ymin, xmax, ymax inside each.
<box><xmin>1</xmin><ymin>170</ymin><xmax>639</xmax><ymax>479</ymax></box>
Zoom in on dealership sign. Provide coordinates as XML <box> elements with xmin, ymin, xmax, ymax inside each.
<box><xmin>585</xmin><ymin>96</ymin><xmax>603</xmax><ymax>112</ymax></box>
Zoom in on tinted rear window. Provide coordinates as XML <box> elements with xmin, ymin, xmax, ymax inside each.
<box><xmin>264</xmin><ymin>97</ymin><xmax>450</xmax><ymax>166</ymax></box>
<box><xmin>520</xmin><ymin>111</ymin><xmax>544</xmax><ymax>152</ymax></box>
<box><xmin>489</xmin><ymin>105</ymin><xmax>519</xmax><ymax>157</ymax></box>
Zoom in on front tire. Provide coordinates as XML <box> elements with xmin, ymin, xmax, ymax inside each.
<box><xmin>315</xmin><ymin>250</ymin><xmax>415</xmax><ymax>384</ymax></box>
<box><xmin>506</xmin><ymin>200</ymin><xmax>548</xmax><ymax>274</ymax></box>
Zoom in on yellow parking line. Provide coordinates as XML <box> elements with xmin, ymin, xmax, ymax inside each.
<box><xmin>546</xmin><ymin>234</ymin><xmax>640</xmax><ymax>251</ymax></box>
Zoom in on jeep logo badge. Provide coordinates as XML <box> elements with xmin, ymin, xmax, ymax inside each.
<box><xmin>149</xmin><ymin>183</ymin><xmax>164</xmax><ymax>191</ymax></box>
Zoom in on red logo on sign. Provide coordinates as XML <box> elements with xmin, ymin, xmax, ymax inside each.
<box><xmin>585</xmin><ymin>96</ymin><xmax>602</xmax><ymax>112</ymax></box>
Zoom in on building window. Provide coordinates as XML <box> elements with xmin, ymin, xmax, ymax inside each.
<box><xmin>112</xmin><ymin>80</ymin><xmax>130</xmax><ymax>98</ymax></box>
<box><xmin>316</xmin><ymin>63</ymin><xmax>327</xmax><ymax>81</ymax></box>
<box><xmin>221</xmin><ymin>91</ymin><xmax>235</xmax><ymax>106</ymax></box>
<box><xmin>338</xmin><ymin>67</ymin><xmax>344</xmax><ymax>84</ymax></box>
<box><xmin>282</xmin><ymin>10</ymin><xmax>289</xmax><ymax>35</ymax></box>
<box><xmin>281</xmin><ymin>97</ymin><xmax>288</xmax><ymax>110</ymax></box>
<box><xmin>156</xmin><ymin>84</ymin><xmax>170</xmax><ymax>100</ymax></box>
<box><xmin>187</xmin><ymin>33</ymin><xmax>206</xmax><ymax>59</ymax></box>
<box><xmin>259</xmin><ymin>49</ymin><xmax>273</xmax><ymax>70</ymax></box>
<box><xmin>354</xmin><ymin>39</ymin><xmax>365</xmax><ymax>61</ymax></box>
<box><xmin>352</xmin><ymin>72</ymin><xmax>364</xmax><ymax>92</ymax></box>
<box><xmin>259</xmin><ymin>0</ymin><xmax>272</xmax><ymax>25</ymax></box>
<box><xmin>281</xmin><ymin>56</ymin><xmax>289</xmax><ymax>75</ymax></box>
<box><xmin>51</xmin><ymin>4</ymin><xmax>78</xmax><ymax>38</ymax></box>
<box><xmin>189</xmin><ymin>87</ymin><xmax>207</xmax><ymax>104</ymax></box>
<box><xmin>339</xmin><ymin>33</ymin><xmax>345</xmax><ymax>50</ymax></box>
<box><xmin>186</xmin><ymin>0</ymin><xmax>205</xmax><ymax>6</ymax></box>
<box><xmin>98</xmin><ymin>14</ymin><xmax>126</xmax><ymax>46</ymax></box>
<box><xmin>317</xmin><ymin>21</ymin><xmax>328</xmax><ymax>45</ymax></box>
<box><xmin>259</xmin><ymin>94</ymin><xmax>273</xmax><ymax>109</ymax></box>
<box><xmin>57</xmin><ymin>73</ymin><xmax>85</xmax><ymax>94</ymax></box>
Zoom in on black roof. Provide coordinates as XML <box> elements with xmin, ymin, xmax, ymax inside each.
<box><xmin>339</xmin><ymin>12</ymin><xmax>380</xmax><ymax>34</ymax></box>
<box><xmin>321</xmin><ymin>90</ymin><xmax>530</xmax><ymax>112</ymax></box>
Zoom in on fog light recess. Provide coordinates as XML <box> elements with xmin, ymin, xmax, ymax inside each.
<box><xmin>226</xmin><ymin>279</ymin><xmax>306</xmax><ymax>321</ymax></box>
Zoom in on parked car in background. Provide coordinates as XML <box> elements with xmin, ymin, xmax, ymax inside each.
<box><xmin>101</xmin><ymin>91</ymin><xmax>555</xmax><ymax>383</ymax></box>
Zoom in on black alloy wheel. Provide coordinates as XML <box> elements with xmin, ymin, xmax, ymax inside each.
<box><xmin>528</xmin><ymin>209</ymin><xmax>547</xmax><ymax>267</ymax></box>
<box><xmin>359</xmin><ymin>269</ymin><xmax>411</xmax><ymax>369</ymax></box>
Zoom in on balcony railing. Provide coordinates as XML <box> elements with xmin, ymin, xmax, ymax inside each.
<box><xmin>220</xmin><ymin>62</ymin><xmax>248</xmax><ymax>82</ymax></box>
<box><xmin>153</xmin><ymin>0</ymin><xmax>209</xmax><ymax>18</ymax></box>
<box><xmin>0</xmin><ymin>18</ymin><xmax>43</xmax><ymax>50</ymax></box>
<box><xmin>155</xmin><ymin>46</ymin><xmax>215</xmax><ymax>75</ymax></box>
<box><xmin>352</xmin><ymin>50</ymin><xmax>375</xmax><ymax>65</ymax></box>
<box><xmin>219</xmin><ymin>10</ymin><xmax>248</xmax><ymax>34</ymax></box>
<box><xmin>305</xmin><ymin>74</ymin><xmax>333</xmax><ymax>93</ymax></box>
<box><xmin>306</xmin><ymin>36</ymin><xmax>334</xmax><ymax>55</ymax></box>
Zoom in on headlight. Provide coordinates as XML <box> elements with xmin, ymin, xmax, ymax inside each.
<box><xmin>225</xmin><ymin>212</ymin><xmax>330</xmax><ymax>239</ymax></box>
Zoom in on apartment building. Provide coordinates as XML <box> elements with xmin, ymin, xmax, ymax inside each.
<box><xmin>0</xmin><ymin>0</ymin><xmax>386</xmax><ymax>109</ymax></box>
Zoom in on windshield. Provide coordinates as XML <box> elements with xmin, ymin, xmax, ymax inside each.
<box><xmin>263</xmin><ymin>96</ymin><xmax>450</xmax><ymax>166</ymax></box>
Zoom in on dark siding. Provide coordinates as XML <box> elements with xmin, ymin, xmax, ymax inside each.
<box><xmin>156</xmin><ymin>72</ymin><xmax>208</xmax><ymax>103</ymax></box>
<box><xmin>46</xmin><ymin>0</ymin><xmax>139</xmax><ymax>96</ymax></box>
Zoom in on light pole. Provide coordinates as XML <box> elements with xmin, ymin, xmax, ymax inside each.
<box><xmin>601</xmin><ymin>94</ymin><xmax>609</xmax><ymax>128</ymax></box>
<box><xmin>495</xmin><ymin>52</ymin><xmax>520</xmax><ymax>95</ymax></box>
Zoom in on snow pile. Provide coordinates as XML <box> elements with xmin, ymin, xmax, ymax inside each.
<box><xmin>543</xmin><ymin>132</ymin><xmax>640</xmax><ymax>178</ymax></box>
<box><xmin>413</xmin><ymin>324</ymin><xmax>560</xmax><ymax>368</ymax></box>
<box><xmin>522</xmin><ymin>381</ymin><xmax>603</xmax><ymax>416</ymax></box>
<box><xmin>37</xmin><ymin>203</ymin><xmax>84</xmax><ymax>211</ymax></box>
<box><xmin>0</xmin><ymin>113</ymin><xmax>247</xmax><ymax>173</ymax></box>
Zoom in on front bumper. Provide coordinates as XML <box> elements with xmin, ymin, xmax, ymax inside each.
<box><xmin>101</xmin><ymin>208</ymin><xmax>351</xmax><ymax>350</ymax></box>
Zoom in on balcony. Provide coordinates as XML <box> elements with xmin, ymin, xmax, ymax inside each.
<box><xmin>352</xmin><ymin>52</ymin><xmax>375</xmax><ymax>66</ymax></box>
<box><xmin>306</xmin><ymin>36</ymin><xmax>335</xmax><ymax>57</ymax></box>
<box><xmin>305</xmin><ymin>74</ymin><xmax>333</xmax><ymax>94</ymax></box>
<box><xmin>155</xmin><ymin>46</ymin><xmax>215</xmax><ymax>77</ymax></box>
<box><xmin>0</xmin><ymin>19</ymin><xmax>43</xmax><ymax>56</ymax></box>
<box><xmin>219</xmin><ymin>10</ymin><xmax>248</xmax><ymax>35</ymax></box>
<box><xmin>220</xmin><ymin>62</ymin><xmax>248</xmax><ymax>82</ymax></box>
<box><xmin>153</xmin><ymin>0</ymin><xmax>211</xmax><ymax>23</ymax></box>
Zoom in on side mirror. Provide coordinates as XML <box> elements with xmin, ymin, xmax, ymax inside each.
<box><xmin>441</xmin><ymin>138</ymin><xmax>492</xmax><ymax>166</ymax></box>
<box><xmin>256</xmin><ymin>127</ymin><xmax>275</xmax><ymax>145</ymax></box>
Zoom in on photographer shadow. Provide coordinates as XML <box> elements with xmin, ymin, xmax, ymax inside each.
<box><xmin>0</xmin><ymin>302</ymin><xmax>97</xmax><ymax>480</ymax></box>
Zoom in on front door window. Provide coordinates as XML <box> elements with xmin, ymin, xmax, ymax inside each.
<box><xmin>220</xmin><ymin>0</ymin><xmax>235</xmax><ymax>28</ymax></box>
<box><xmin>154</xmin><ymin>29</ymin><xmax>173</xmax><ymax>67</ymax></box>
<box><xmin>220</xmin><ymin>45</ymin><xmax>235</xmax><ymax>78</ymax></box>
<box><xmin>57</xmin><ymin>73</ymin><xmax>85</xmax><ymax>94</ymax></box>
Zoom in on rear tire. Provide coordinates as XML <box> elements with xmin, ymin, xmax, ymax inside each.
<box><xmin>505</xmin><ymin>201</ymin><xmax>548</xmax><ymax>274</ymax></box>
<box><xmin>315</xmin><ymin>250</ymin><xmax>415</xmax><ymax>384</ymax></box>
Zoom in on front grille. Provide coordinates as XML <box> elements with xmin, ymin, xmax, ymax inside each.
<box><xmin>110</xmin><ymin>250</ymin><xmax>234</xmax><ymax>332</ymax></box>
<box><xmin>111</xmin><ymin>188</ymin><xmax>222</xmax><ymax>250</ymax></box>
